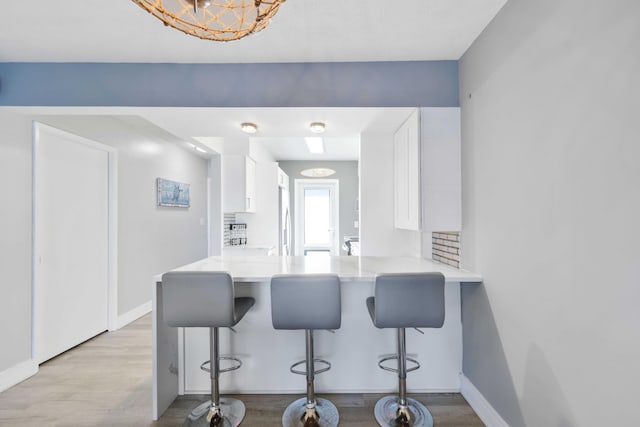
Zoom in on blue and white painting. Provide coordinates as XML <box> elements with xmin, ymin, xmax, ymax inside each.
<box><xmin>157</xmin><ymin>178</ymin><xmax>190</xmax><ymax>208</ymax></box>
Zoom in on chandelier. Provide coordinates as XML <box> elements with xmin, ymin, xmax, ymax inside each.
<box><xmin>133</xmin><ymin>0</ymin><xmax>286</xmax><ymax>42</ymax></box>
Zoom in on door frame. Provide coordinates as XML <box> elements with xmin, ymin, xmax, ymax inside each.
<box><xmin>294</xmin><ymin>179</ymin><xmax>340</xmax><ymax>256</ymax></box>
<box><xmin>32</xmin><ymin>122</ymin><xmax>119</xmax><ymax>363</ymax></box>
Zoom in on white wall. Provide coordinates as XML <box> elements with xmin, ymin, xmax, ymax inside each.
<box><xmin>208</xmin><ymin>155</ymin><xmax>223</xmax><ymax>256</ymax></box>
<box><xmin>360</xmin><ymin>131</ymin><xmax>421</xmax><ymax>256</ymax></box>
<box><xmin>460</xmin><ymin>1</ymin><xmax>640</xmax><ymax>425</ymax></box>
<box><xmin>0</xmin><ymin>112</ymin><xmax>33</xmax><ymax>375</ymax></box>
<box><xmin>420</xmin><ymin>107</ymin><xmax>462</xmax><ymax>258</ymax></box>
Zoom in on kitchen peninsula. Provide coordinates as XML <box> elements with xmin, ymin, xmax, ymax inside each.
<box><xmin>152</xmin><ymin>256</ymin><xmax>482</xmax><ymax>419</ymax></box>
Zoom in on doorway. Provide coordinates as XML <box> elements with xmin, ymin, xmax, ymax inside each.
<box><xmin>33</xmin><ymin>123</ymin><xmax>117</xmax><ymax>364</ymax></box>
<box><xmin>294</xmin><ymin>179</ymin><xmax>339</xmax><ymax>256</ymax></box>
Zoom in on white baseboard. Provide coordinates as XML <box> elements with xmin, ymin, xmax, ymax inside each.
<box><xmin>460</xmin><ymin>374</ymin><xmax>510</xmax><ymax>427</ymax></box>
<box><xmin>114</xmin><ymin>300</ymin><xmax>152</xmax><ymax>330</ymax></box>
<box><xmin>0</xmin><ymin>359</ymin><xmax>38</xmax><ymax>393</ymax></box>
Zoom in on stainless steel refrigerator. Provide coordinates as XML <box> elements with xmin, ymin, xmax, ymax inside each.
<box><xmin>278</xmin><ymin>185</ymin><xmax>291</xmax><ymax>255</ymax></box>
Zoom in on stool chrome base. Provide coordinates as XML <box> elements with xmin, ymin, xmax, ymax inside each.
<box><xmin>185</xmin><ymin>398</ymin><xmax>246</xmax><ymax>427</ymax></box>
<box><xmin>373</xmin><ymin>396</ymin><xmax>433</xmax><ymax>427</ymax></box>
<box><xmin>282</xmin><ymin>397</ymin><xmax>339</xmax><ymax>427</ymax></box>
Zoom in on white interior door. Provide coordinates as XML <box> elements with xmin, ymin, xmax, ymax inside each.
<box><xmin>294</xmin><ymin>179</ymin><xmax>339</xmax><ymax>256</ymax></box>
<box><xmin>34</xmin><ymin>124</ymin><xmax>111</xmax><ymax>364</ymax></box>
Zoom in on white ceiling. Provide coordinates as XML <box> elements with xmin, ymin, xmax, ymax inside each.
<box><xmin>143</xmin><ymin>106</ymin><xmax>419</xmax><ymax>160</ymax></box>
<box><xmin>0</xmin><ymin>0</ymin><xmax>507</xmax><ymax>63</ymax></box>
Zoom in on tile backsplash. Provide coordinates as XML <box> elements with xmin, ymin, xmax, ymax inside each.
<box><xmin>432</xmin><ymin>232</ymin><xmax>460</xmax><ymax>268</ymax></box>
<box><xmin>223</xmin><ymin>214</ymin><xmax>235</xmax><ymax>246</ymax></box>
<box><xmin>224</xmin><ymin>214</ymin><xmax>248</xmax><ymax>246</ymax></box>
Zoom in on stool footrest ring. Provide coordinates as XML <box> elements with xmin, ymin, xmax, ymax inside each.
<box><xmin>200</xmin><ymin>356</ymin><xmax>242</xmax><ymax>374</ymax></box>
<box><xmin>290</xmin><ymin>358</ymin><xmax>331</xmax><ymax>376</ymax></box>
<box><xmin>378</xmin><ymin>355</ymin><xmax>420</xmax><ymax>373</ymax></box>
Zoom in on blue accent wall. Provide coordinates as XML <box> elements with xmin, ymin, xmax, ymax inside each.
<box><xmin>0</xmin><ymin>61</ymin><xmax>458</xmax><ymax>107</ymax></box>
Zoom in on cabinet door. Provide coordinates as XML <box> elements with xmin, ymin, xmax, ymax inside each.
<box><xmin>245</xmin><ymin>157</ymin><xmax>256</xmax><ymax>213</ymax></box>
<box><xmin>222</xmin><ymin>155</ymin><xmax>256</xmax><ymax>213</ymax></box>
<box><xmin>277</xmin><ymin>167</ymin><xmax>289</xmax><ymax>190</ymax></box>
<box><xmin>394</xmin><ymin>110</ymin><xmax>421</xmax><ymax>230</ymax></box>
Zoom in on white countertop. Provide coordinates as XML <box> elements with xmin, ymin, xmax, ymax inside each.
<box><xmin>164</xmin><ymin>256</ymin><xmax>482</xmax><ymax>283</ymax></box>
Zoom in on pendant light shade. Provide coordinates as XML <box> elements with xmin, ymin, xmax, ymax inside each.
<box><xmin>133</xmin><ymin>0</ymin><xmax>286</xmax><ymax>42</ymax></box>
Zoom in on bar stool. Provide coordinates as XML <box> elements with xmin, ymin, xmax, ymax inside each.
<box><xmin>271</xmin><ymin>274</ymin><xmax>342</xmax><ymax>427</ymax></box>
<box><xmin>162</xmin><ymin>271</ymin><xmax>255</xmax><ymax>427</ymax></box>
<box><xmin>366</xmin><ymin>273</ymin><xmax>445</xmax><ymax>427</ymax></box>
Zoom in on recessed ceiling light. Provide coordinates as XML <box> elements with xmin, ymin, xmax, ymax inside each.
<box><xmin>305</xmin><ymin>137</ymin><xmax>324</xmax><ymax>154</ymax></box>
<box><xmin>300</xmin><ymin>168</ymin><xmax>336</xmax><ymax>178</ymax></box>
<box><xmin>309</xmin><ymin>122</ymin><xmax>326</xmax><ymax>134</ymax></box>
<box><xmin>190</xmin><ymin>143</ymin><xmax>207</xmax><ymax>153</ymax></box>
<box><xmin>241</xmin><ymin>122</ymin><xmax>258</xmax><ymax>134</ymax></box>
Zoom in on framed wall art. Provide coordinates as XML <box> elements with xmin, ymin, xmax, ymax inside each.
<box><xmin>157</xmin><ymin>178</ymin><xmax>190</xmax><ymax>208</ymax></box>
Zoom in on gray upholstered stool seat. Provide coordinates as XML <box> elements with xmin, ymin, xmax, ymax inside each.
<box><xmin>366</xmin><ymin>273</ymin><xmax>445</xmax><ymax>427</ymax></box>
<box><xmin>271</xmin><ymin>274</ymin><xmax>341</xmax><ymax>427</ymax></box>
<box><xmin>162</xmin><ymin>271</ymin><xmax>255</xmax><ymax>427</ymax></box>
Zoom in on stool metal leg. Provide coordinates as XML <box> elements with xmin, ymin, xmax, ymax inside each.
<box><xmin>282</xmin><ymin>330</ymin><xmax>339</xmax><ymax>427</ymax></box>
<box><xmin>305</xmin><ymin>328</ymin><xmax>317</xmax><ymax>421</ymax></box>
<box><xmin>373</xmin><ymin>328</ymin><xmax>434</xmax><ymax>427</ymax></box>
<box><xmin>185</xmin><ymin>327</ymin><xmax>246</xmax><ymax>427</ymax></box>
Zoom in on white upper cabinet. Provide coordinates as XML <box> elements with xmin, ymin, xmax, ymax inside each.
<box><xmin>393</xmin><ymin>108</ymin><xmax>462</xmax><ymax>232</ymax></box>
<box><xmin>277</xmin><ymin>167</ymin><xmax>289</xmax><ymax>190</ymax></box>
<box><xmin>394</xmin><ymin>110</ymin><xmax>421</xmax><ymax>230</ymax></box>
<box><xmin>223</xmin><ymin>155</ymin><xmax>256</xmax><ymax>213</ymax></box>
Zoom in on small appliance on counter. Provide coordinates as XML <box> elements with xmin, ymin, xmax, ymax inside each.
<box><xmin>226</xmin><ymin>223</ymin><xmax>247</xmax><ymax>246</ymax></box>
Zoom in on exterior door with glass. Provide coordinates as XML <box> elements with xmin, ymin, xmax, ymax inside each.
<box><xmin>294</xmin><ymin>179</ymin><xmax>339</xmax><ymax>256</ymax></box>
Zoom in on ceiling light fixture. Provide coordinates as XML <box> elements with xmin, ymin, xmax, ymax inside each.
<box><xmin>305</xmin><ymin>137</ymin><xmax>324</xmax><ymax>154</ymax></box>
<box><xmin>241</xmin><ymin>122</ymin><xmax>258</xmax><ymax>134</ymax></box>
<box><xmin>190</xmin><ymin>143</ymin><xmax>207</xmax><ymax>153</ymax></box>
<box><xmin>300</xmin><ymin>168</ymin><xmax>336</xmax><ymax>178</ymax></box>
<box><xmin>132</xmin><ymin>0</ymin><xmax>286</xmax><ymax>42</ymax></box>
<box><xmin>309</xmin><ymin>122</ymin><xmax>326</xmax><ymax>134</ymax></box>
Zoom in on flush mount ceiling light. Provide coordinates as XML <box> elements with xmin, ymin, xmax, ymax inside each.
<box><xmin>241</xmin><ymin>122</ymin><xmax>258</xmax><ymax>134</ymax></box>
<box><xmin>305</xmin><ymin>137</ymin><xmax>324</xmax><ymax>154</ymax></box>
<box><xmin>300</xmin><ymin>168</ymin><xmax>336</xmax><ymax>178</ymax></box>
<box><xmin>132</xmin><ymin>0</ymin><xmax>286</xmax><ymax>42</ymax></box>
<box><xmin>309</xmin><ymin>122</ymin><xmax>326</xmax><ymax>134</ymax></box>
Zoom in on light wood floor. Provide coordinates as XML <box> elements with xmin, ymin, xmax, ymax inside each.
<box><xmin>0</xmin><ymin>315</ymin><xmax>484</xmax><ymax>426</ymax></box>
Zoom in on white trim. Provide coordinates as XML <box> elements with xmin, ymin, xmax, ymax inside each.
<box><xmin>0</xmin><ymin>359</ymin><xmax>38</xmax><ymax>393</ymax></box>
<box><xmin>460</xmin><ymin>374</ymin><xmax>510</xmax><ymax>427</ymax></box>
<box><xmin>115</xmin><ymin>300</ymin><xmax>152</xmax><ymax>330</ymax></box>
<box><xmin>107</xmin><ymin>149</ymin><xmax>119</xmax><ymax>331</ymax></box>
